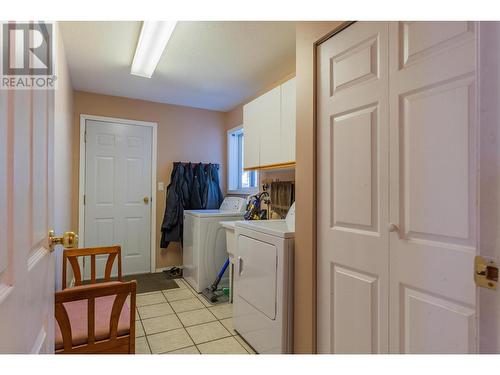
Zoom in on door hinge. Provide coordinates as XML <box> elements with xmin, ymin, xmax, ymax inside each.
<box><xmin>84</xmin><ymin>130</ymin><xmax>87</xmax><ymax>143</ymax></box>
<box><xmin>83</xmin><ymin>194</ymin><xmax>86</xmax><ymax>205</ymax></box>
<box><xmin>474</xmin><ymin>256</ymin><xmax>498</xmax><ymax>290</ymax></box>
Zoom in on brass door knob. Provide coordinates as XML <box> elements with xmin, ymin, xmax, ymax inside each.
<box><xmin>48</xmin><ymin>230</ymin><xmax>79</xmax><ymax>251</ymax></box>
<box><xmin>388</xmin><ymin>223</ymin><xmax>400</xmax><ymax>233</ymax></box>
<box><xmin>143</xmin><ymin>196</ymin><xmax>150</xmax><ymax>204</ymax></box>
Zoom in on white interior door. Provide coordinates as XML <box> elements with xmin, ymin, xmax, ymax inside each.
<box><xmin>388</xmin><ymin>21</ymin><xmax>478</xmax><ymax>354</ymax></box>
<box><xmin>0</xmin><ymin>87</ymin><xmax>55</xmax><ymax>353</ymax></box>
<box><xmin>84</xmin><ymin>119</ymin><xmax>152</xmax><ymax>276</ymax></box>
<box><xmin>317</xmin><ymin>22</ymin><xmax>390</xmax><ymax>354</ymax></box>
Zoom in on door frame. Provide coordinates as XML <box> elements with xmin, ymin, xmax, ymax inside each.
<box><xmin>78</xmin><ymin>114</ymin><xmax>158</xmax><ymax>273</ymax></box>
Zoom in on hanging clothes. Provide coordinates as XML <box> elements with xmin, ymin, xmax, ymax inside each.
<box><xmin>204</xmin><ymin>163</ymin><xmax>223</xmax><ymax>209</ymax></box>
<box><xmin>161</xmin><ymin>162</ymin><xmax>223</xmax><ymax>248</ymax></box>
<box><xmin>160</xmin><ymin>163</ymin><xmax>186</xmax><ymax>248</ymax></box>
<box><xmin>210</xmin><ymin>163</ymin><xmax>224</xmax><ymax>205</ymax></box>
<box><xmin>190</xmin><ymin>163</ymin><xmax>205</xmax><ymax>209</ymax></box>
<box><xmin>184</xmin><ymin>162</ymin><xmax>194</xmax><ymax>209</ymax></box>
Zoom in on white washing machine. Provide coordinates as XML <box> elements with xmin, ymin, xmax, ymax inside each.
<box><xmin>233</xmin><ymin>203</ymin><xmax>295</xmax><ymax>354</ymax></box>
<box><xmin>182</xmin><ymin>197</ymin><xmax>247</xmax><ymax>293</ymax></box>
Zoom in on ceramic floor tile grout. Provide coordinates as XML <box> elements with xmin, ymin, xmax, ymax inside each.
<box><xmin>138</xmin><ymin>283</ymin><xmax>249</xmax><ymax>354</ymax></box>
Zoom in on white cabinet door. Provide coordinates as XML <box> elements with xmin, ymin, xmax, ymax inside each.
<box><xmin>243</xmin><ymin>100</ymin><xmax>261</xmax><ymax>169</ymax></box>
<box><xmin>280</xmin><ymin>78</ymin><xmax>296</xmax><ymax>163</ymax></box>
<box><xmin>388</xmin><ymin>21</ymin><xmax>478</xmax><ymax>354</ymax></box>
<box><xmin>317</xmin><ymin>22</ymin><xmax>390</xmax><ymax>354</ymax></box>
<box><xmin>258</xmin><ymin>86</ymin><xmax>281</xmax><ymax>167</ymax></box>
<box><xmin>0</xmin><ymin>88</ymin><xmax>55</xmax><ymax>353</ymax></box>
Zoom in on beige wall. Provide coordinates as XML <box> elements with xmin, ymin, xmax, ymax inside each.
<box><xmin>294</xmin><ymin>21</ymin><xmax>345</xmax><ymax>353</ymax></box>
<box><xmin>72</xmin><ymin>92</ymin><xmax>226</xmax><ymax>270</ymax></box>
<box><xmin>54</xmin><ymin>23</ymin><xmax>75</xmax><ymax>290</ymax></box>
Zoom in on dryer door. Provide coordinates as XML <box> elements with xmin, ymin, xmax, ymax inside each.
<box><xmin>236</xmin><ymin>234</ymin><xmax>277</xmax><ymax>320</ymax></box>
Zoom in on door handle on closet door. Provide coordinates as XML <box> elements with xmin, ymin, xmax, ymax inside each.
<box><xmin>388</xmin><ymin>223</ymin><xmax>400</xmax><ymax>233</ymax></box>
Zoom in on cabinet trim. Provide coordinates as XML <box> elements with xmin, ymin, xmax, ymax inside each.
<box><xmin>244</xmin><ymin>161</ymin><xmax>296</xmax><ymax>171</ymax></box>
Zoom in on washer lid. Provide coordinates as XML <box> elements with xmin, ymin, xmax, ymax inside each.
<box><xmin>236</xmin><ymin>220</ymin><xmax>295</xmax><ymax>238</ymax></box>
<box><xmin>184</xmin><ymin>209</ymin><xmax>245</xmax><ymax>218</ymax></box>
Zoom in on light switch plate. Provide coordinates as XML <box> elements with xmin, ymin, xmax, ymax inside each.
<box><xmin>158</xmin><ymin>182</ymin><xmax>164</xmax><ymax>191</ymax></box>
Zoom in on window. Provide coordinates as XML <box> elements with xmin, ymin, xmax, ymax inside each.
<box><xmin>227</xmin><ymin>126</ymin><xmax>258</xmax><ymax>194</ymax></box>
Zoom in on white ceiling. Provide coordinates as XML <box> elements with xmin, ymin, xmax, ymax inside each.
<box><xmin>59</xmin><ymin>21</ymin><xmax>296</xmax><ymax>112</ymax></box>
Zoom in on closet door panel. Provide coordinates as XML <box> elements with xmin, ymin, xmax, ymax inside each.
<box><xmin>317</xmin><ymin>21</ymin><xmax>390</xmax><ymax>354</ymax></box>
<box><xmin>388</xmin><ymin>21</ymin><xmax>478</xmax><ymax>354</ymax></box>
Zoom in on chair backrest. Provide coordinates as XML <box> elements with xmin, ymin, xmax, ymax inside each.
<box><xmin>55</xmin><ymin>280</ymin><xmax>136</xmax><ymax>354</ymax></box>
<box><xmin>62</xmin><ymin>246</ymin><xmax>122</xmax><ymax>289</ymax></box>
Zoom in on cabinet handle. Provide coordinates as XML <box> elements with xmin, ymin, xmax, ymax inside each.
<box><xmin>238</xmin><ymin>256</ymin><xmax>243</xmax><ymax>276</ymax></box>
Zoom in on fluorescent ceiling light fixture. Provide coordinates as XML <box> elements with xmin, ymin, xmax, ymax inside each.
<box><xmin>131</xmin><ymin>21</ymin><xmax>177</xmax><ymax>78</ymax></box>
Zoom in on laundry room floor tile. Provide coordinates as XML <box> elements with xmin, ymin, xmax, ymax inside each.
<box><xmin>170</xmin><ymin>297</ymin><xmax>205</xmax><ymax>313</ymax></box>
<box><xmin>197</xmin><ymin>336</ymin><xmax>248</xmax><ymax>354</ymax></box>
<box><xmin>177</xmin><ymin>308</ymin><xmax>217</xmax><ymax>327</ymax></box>
<box><xmin>163</xmin><ymin>288</ymin><xmax>195</xmax><ymax>302</ymax></box>
<box><xmin>208</xmin><ymin>303</ymin><xmax>233</xmax><ymax>319</ymax></box>
<box><xmin>196</xmin><ymin>294</ymin><xmax>214</xmax><ymax>307</ymax></box>
<box><xmin>135</xmin><ymin>337</ymin><xmax>151</xmax><ymax>354</ymax></box>
<box><xmin>136</xmin><ymin>292</ymin><xmax>167</xmax><ymax>307</ymax></box>
<box><xmin>174</xmin><ymin>279</ymin><xmax>189</xmax><ymax>289</ymax></box>
<box><xmin>186</xmin><ymin>321</ymin><xmax>231</xmax><ymax>344</ymax></box>
<box><xmin>166</xmin><ymin>345</ymin><xmax>200</xmax><ymax>354</ymax></box>
<box><xmin>147</xmin><ymin>328</ymin><xmax>194</xmax><ymax>354</ymax></box>
<box><xmin>142</xmin><ymin>314</ymin><xmax>183</xmax><ymax>335</ymax></box>
<box><xmin>133</xmin><ymin>278</ymin><xmax>255</xmax><ymax>355</ymax></box>
<box><xmin>136</xmin><ymin>320</ymin><xmax>145</xmax><ymax>337</ymax></box>
<box><xmin>219</xmin><ymin>318</ymin><xmax>236</xmax><ymax>335</ymax></box>
<box><xmin>138</xmin><ymin>302</ymin><xmax>174</xmax><ymax>319</ymax></box>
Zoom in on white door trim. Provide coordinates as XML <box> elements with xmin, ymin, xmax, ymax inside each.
<box><xmin>78</xmin><ymin>114</ymin><xmax>158</xmax><ymax>273</ymax></box>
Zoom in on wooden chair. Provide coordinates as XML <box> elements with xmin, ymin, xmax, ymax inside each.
<box><xmin>62</xmin><ymin>245</ymin><xmax>123</xmax><ymax>289</ymax></box>
<box><xmin>55</xmin><ymin>246</ymin><xmax>136</xmax><ymax>354</ymax></box>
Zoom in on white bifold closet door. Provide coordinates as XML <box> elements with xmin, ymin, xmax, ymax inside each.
<box><xmin>388</xmin><ymin>21</ymin><xmax>478</xmax><ymax>354</ymax></box>
<box><xmin>317</xmin><ymin>21</ymin><xmax>478</xmax><ymax>354</ymax></box>
<box><xmin>317</xmin><ymin>22</ymin><xmax>390</xmax><ymax>354</ymax></box>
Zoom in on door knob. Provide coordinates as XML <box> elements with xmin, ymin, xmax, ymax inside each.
<box><xmin>143</xmin><ymin>196</ymin><xmax>150</xmax><ymax>204</ymax></box>
<box><xmin>388</xmin><ymin>223</ymin><xmax>400</xmax><ymax>233</ymax></box>
<box><xmin>48</xmin><ymin>230</ymin><xmax>78</xmax><ymax>251</ymax></box>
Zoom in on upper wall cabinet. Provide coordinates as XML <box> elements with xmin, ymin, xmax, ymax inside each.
<box><xmin>280</xmin><ymin>78</ymin><xmax>296</xmax><ymax>164</ymax></box>
<box><xmin>243</xmin><ymin>77</ymin><xmax>296</xmax><ymax>170</ymax></box>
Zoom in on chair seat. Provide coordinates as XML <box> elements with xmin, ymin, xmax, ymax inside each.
<box><xmin>55</xmin><ymin>285</ymin><xmax>130</xmax><ymax>350</ymax></box>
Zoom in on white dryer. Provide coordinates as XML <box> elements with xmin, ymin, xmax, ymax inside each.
<box><xmin>183</xmin><ymin>197</ymin><xmax>247</xmax><ymax>293</ymax></box>
<box><xmin>233</xmin><ymin>203</ymin><xmax>295</xmax><ymax>354</ymax></box>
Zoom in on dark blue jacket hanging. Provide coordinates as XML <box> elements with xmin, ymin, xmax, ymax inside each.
<box><xmin>161</xmin><ymin>162</ymin><xmax>223</xmax><ymax>248</ymax></box>
<box><xmin>190</xmin><ymin>163</ymin><xmax>205</xmax><ymax>209</ymax></box>
<box><xmin>160</xmin><ymin>163</ymin><xmax>186</xmax><ymax>248</ymax></box>
<box><xmin>204</xmin><ymin>164</ymin><xmax>223</xmax><ymax>209</ymax></box>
